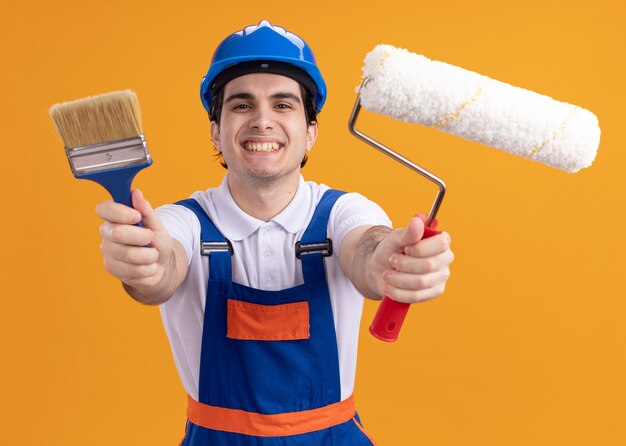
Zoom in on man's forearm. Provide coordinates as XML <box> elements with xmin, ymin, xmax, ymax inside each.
<box><xmin>350</xmin><ymin>225</ymin><xmax>391</xmax><ymax>300</ymax></box>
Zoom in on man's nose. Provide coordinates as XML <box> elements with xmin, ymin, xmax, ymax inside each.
<box><xmin>249</xmin><ymin>105</ymin><xmax>274</xmax><ymax>129</ymax></box>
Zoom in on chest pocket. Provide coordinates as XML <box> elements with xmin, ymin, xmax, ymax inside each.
<box><xmin>227</xmin><ymin>299</ymin><xmax>310</xmax><ymax>341</ymax></box>
<box><xmin>225</xmin><ymin>288</ymin><xmax>314</xmax><ymax>413</ymax></box>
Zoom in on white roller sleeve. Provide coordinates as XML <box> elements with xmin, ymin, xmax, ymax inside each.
<box><xmin>359</xmin><ymin>44</ymin><xmax>600</xmax><ymax>173</ymax></box>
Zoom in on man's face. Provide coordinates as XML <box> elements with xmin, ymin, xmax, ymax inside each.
<box><xmin>211</xmin><ymin>73</ymin><xmax>317</xmax><ymax>184</ymax></box>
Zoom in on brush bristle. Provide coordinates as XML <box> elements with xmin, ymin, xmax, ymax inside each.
<box><xmin>49</xmin><ymin>90</ymin><xmax>143</xmax><ymax>149</ymax></box>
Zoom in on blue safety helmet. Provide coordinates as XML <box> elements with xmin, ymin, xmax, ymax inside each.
<box><xmin>200</xmin><ymin>21</ymin><xmax>327</xmax><ymax>114</ymax></box>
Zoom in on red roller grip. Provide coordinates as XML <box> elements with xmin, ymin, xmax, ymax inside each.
<box><xmin>369</xmin><ymin>214</ymin><xmax>442</xmax><ymax>342</ymax></box>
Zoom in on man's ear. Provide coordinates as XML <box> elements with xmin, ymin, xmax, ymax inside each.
<box><xmin>211</xmin><ymin>121</ymin><xmax>221</xmax><ymax>152</ymax></box>
<box><xmin>306</xmin><ymin>121</ymin><xmax>318</xmax><ymax>153</ymax></box>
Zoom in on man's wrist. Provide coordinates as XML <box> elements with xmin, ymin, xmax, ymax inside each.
<box><xmin>352</xmin><ymin>225</ymin><xmax>390</xmax><ymax>299</ymax></box>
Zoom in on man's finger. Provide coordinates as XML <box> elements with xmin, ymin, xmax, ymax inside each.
<box><xmin>404</xmin><ymin>232</ymin><xmax>452</xmax><ymax>258</ymax></box>
<box><xmin>101</xmin><ymin>241</ymin><xmax>160</xmax><ymax>265</ymax></box>
<box><xmin>132</xmin><ymin>189</ymin><xmax>165</xmax><ymax>232</ymax></box>
<box><xmin>103</xmin><ymin>255</ymin><xmax>159</xmax><ymax>282</ymax></box>
<box><xmin>382</xmin><ymin>282</ymin><xmax>446</xmax><ymax>304</ymax></box>
<box><xmin>100</xmin><ymin>222</ymin><xmax>155</xmax><ymax>246</ymax></box>
<box><xmin>388</xmin><ymin>249</ymin><xmax>454</xmax><ymax>274</ymax></box>
<box><xmin>96</xmin><ymin>200</ymin><xmax>142</xmax><ymax>225</ymax></box>
<box><xmin>383</xmin><ymin>268</ymin><xmax>451</xmax><ymax>291</ymax></box>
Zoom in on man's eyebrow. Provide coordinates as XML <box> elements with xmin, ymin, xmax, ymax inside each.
<box><xmin>270</xmin><ymin>92</ymin><xmax>302</xmax><ymax>103</ymax></box>
<box><xmin>224</xmin><ymin>91</ymin><xmax>302</xmax><ymax>104</ymax></box>
<box><xmin>225</xmin><ymin>92</ymin><xmax>255</xmax><ymax>103</ymax></box>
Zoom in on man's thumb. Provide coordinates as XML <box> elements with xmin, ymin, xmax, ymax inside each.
<box><xmin>132</xmin><ymin>189</ymin><xmax>164</xmax><ymax>232</ymax></box>
<box><xmin>397</xmin><ymin>216</ymin><xmax>425</xmax><ymax>249</ymax></box>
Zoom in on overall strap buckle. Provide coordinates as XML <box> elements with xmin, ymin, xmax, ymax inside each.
<box><xmin>175</xmin><ymin>198</ymin><xmax>233</xmax><ymax>257</ymax></box>
<box><xmin>201</xmin><ymin>240</ymin><xmax>234</xmax><ymax>256</ymax></box>
<box><xmin>295</xmin><ymin>239</ymin><xmax>333</xmax><ymax>259</ymax></box>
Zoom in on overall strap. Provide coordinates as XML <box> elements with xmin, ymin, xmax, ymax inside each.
<box><xmin>298</xmin><ymin>189</ymin><xmax>346</xmax><ymax>283</ymax></box>
<box><xmin>175</xmin><ymin>198</ymin><xmax>232</xmax><ymax>282</ymax></box>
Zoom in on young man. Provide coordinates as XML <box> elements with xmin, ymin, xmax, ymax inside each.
<box><xmin>96</xmin><ymin>21</ymin><xmax>453</xmax><ymax>445</ymax></box>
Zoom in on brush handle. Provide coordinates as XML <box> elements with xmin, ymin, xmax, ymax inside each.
<box><xmin>78</xmin><ymin>162</ymin><xmax>152</xmax><ymax>223</ymax></box>
<box><xmin>369</xmin><ymin>214</ymin><xmax>441</xmax><ymax>342</ymax></box>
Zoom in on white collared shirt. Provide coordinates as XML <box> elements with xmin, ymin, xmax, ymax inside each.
<box><xmin>157</xmin><ymin>175</ymin><xmax>391</xmax><ymax>401</ymax></box>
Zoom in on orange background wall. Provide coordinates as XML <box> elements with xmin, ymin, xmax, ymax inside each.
<box><xmin>2</xmin><ymin>1</ymin><xmax>625</xmax><ymax>444</ymax></box>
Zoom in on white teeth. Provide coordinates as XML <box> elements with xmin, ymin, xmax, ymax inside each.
<box><xmin>243</xmin><ymin>142</ymin><xmax>280</xmax><ymax>152</ymax></box>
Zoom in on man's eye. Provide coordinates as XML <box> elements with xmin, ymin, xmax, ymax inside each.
<box><xmin>234</xmin><ymin>104</ymin><xmax>250</xmax><ymax>110</ymax></box>
<box><xmin>276</xmin><ymin>103</ymin><xmax>292</xmax><ymax>109</ymax></box>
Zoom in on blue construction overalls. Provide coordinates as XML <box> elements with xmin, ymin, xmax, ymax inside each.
<box><xmin>175</xmin><ymin>190</ymin><xmax>375</xmax><ymax>445</ymax></box>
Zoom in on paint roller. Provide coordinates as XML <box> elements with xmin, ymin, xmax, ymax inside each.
<box><xmin>349</xmin><ymin>44</ymin><xmax>601</xmax><ymax>342</ymax></box>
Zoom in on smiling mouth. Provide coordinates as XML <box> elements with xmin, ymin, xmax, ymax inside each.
<box><xmin>242</xmin><ymin>141</ymin><xmax>282</xmax><ymax>152</ymax></box>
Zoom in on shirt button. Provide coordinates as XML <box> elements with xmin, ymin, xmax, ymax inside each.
<box><xmin>263</xmin><ymin>251</ymin><xmax>271</xmax><ymax>258</ymax></box>
<box><xmin>265</xmin><ymin>277</ymin><xmax>271</xmax><ymax>283</ymax></box>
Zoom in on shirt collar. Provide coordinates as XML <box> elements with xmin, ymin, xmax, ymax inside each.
<box><xmin>212</xmin><ymin>174</ymin><xmax>310</xmax><ymax>241</ymax></box>
<box><xmin>272</xmin><ymin>175</ymin><xmax>310</xmax><ymax>234</ymax></box>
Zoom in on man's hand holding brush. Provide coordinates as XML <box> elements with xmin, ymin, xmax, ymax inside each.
<box><xmin>96</xmin><ymin>189</ymin><xmax>187</xmax><ymax>305</ymax></box>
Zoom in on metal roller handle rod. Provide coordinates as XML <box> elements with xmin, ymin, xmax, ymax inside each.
<box><xmin>348</xmin><ymin>90</ymin><xmax>446</xmax><ymax>226</ymax></box>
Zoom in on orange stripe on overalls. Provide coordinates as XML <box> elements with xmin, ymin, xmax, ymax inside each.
<box><xmin>187</xmin><ymin>394</ymin><xmax>356</xmax><ymax>437</ymax></box>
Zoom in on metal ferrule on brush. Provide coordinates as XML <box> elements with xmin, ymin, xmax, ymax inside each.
<box><xmin>65</xmin><ymin>135</ymin><xmax>151</xmax><ymax>176</ymax></box>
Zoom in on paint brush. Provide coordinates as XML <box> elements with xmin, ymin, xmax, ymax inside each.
<box><xmin>49</xmin><ymin>90</ymin><xmax>153</xmax><ymax>210</ymax></box>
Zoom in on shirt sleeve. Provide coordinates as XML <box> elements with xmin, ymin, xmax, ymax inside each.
<box><xmin>156</xmin><ymin>204</ymin><xmax>200</xmax><ymax>267</ymax></box>
<box><xmin>328</xmin><ymin>192</ymin><xmax>392</xmax><ymax>263</ymax></box>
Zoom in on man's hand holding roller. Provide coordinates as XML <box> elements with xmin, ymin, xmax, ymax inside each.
<box><xmin>341</xmin><ymin>216</ymin><xmax>454</xmax><ymax>302</ymax></box>
<box><xmin>96</xmin><ymin>189</ymin><xmax>188</xmax><ymax>305</ymax></box>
